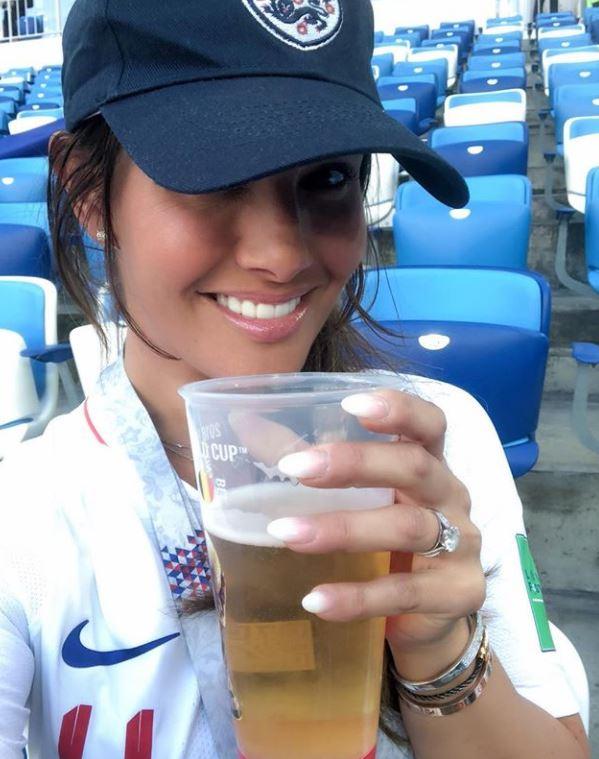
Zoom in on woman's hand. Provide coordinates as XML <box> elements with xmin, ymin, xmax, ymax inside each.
<box><xmin>266</xmin><ymin>388</ymin><xmax>486</xmax><ymax>677</ymax></box>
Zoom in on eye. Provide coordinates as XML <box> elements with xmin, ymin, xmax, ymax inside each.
<box><xmin>300</xmin><ymin>163</ymin><xmax>358</xmax><ymax>194</ymax></box>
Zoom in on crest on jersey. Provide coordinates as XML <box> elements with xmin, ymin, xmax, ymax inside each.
<box><xmin>241</xmin><ymin>0</ymin><xmax>343</xmax><ymax>50</ymax></box>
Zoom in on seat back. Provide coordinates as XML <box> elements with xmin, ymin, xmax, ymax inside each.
<box><xmin>371</xmin><ymin>53</ymin><xmax>394</xmax><ymax>78</ymax></box>
<box><xmin>0</xmin><ymin>327</ymin><xmax>39</xmax><ymax>427</ymax></box>
<box><xmin>0</xmin><ymin>276</ymin><xmax>57</xmax><ymax>399</ymax></box>
<box><xmin>393</xmin><ymin>202</ymin><xmax>530</xmax><ymax>269</ymax></box>
<box><xmin>563</xmin><ymin>116</ymin><xmax>599</xmax><ymax>212</ymax></box>
<box><xmin>584</xmin><ymin>167</ymin><xmax>599</xmax><ymax>291</ymax></box>
<box><xmin>0</xmin><ymin>224</ymin><xmax>51</xmax><ymax>277</ymax></box>
<box><xmin>472</xmin><ymin>42</ymin><xmax>522</xmax><ymax>56</ymax></box>
<box><xmin>459</xmin><ymin>71</ymin><xmax>527</xmax><ymax>94</ymax></box>
<box><xmin>554</xmin><ymin>83</ymin><xmax>599</xmax><ymax>146</ymax></box>
<box><xmin>543</xmin><ymin>45</ymin><xmax>599</xmax><ymax>92</ymax></box>
<box><xmin>430</xmin><ymin>122</ymin><xmax>527</xmax><ymax>148</ymax></box>
<box><xmin>539</xmin><ymin>34</ymin><xmax>593</xmax><ymax>56</ymax></box>
<box><xmin>397</xmin><ymin>174</ymin><xmax>532</xmax><ymax>208</ymax></box>
<box><xmin>467</xmin><ymin>52</ymin><xmax>526</xmax><ymax>70</ymax></box>
<box><xmin>359</xmin><ymin>267</ymin><xmax>550</xmax><ymax>334</ymax></box>
<box><xmin>8</xmin><ymin>116</ymin><xmax>59</xmax><ymax>136</ymax></box>
<box><xmin>365</xmin><ymin>154</ymin><xmax>399</xmax><ymax>229</ymax></box>
<box><xmin>355</xmin><ymin>318</ymin><xmax>548</xmax><ymax>448</ymax></box>
<box><xmin>444</xmin><ymin>89</ymin><xmax>527</xmax><ymax>127</ymax></box>
<box><xmin>0</xmin><ymin>201</ymin><xmax>49</xmax><ymax>236</ymax></box>
<box><xmin>393</xmin><ymin>59</ymin><xmax>448</xmax><ymax>97</ymax></box>
<box><xmin>432</xmin><ymin>137</ymin><xmax>529</xmax><ymax>176</ymax></box>
<box><xmin>373</xmin><ymin>43</ymin><xmax>409</xmax><ymax>64</ymax></box>
<box><xmin>408</xmin><ymin>48</ymin><xmax>458</xmax><ymax>84</ymax></box>
<box><xmin>538</xmin><ymin>23</ymin><xmax>586</xmax><ymax>39</ymax></box>
<box><xmin>549</xmin><ymin>60</ymin><xmax>599</xmax><ymax>106</ymax></box>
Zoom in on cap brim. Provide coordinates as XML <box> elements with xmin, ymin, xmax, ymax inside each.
<box><xmin>101</xmin><ymin>76</ymin><xmax>469</xmax><ymax>208</ymax></box>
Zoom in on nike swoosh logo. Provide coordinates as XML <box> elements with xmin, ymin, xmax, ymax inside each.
<box><xmin>62</xmin><ymin>620</ymin><xmax>180</xmax><ymax>668</ymax></box>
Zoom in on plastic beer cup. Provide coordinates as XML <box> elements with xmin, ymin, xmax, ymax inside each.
<box><xmin>179</xmin><ymin>373</ymin><xmax>401</xmax><ymax>759</ymax></box>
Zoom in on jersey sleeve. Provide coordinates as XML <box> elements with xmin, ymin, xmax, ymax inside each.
<box><xmin>429</xmin><ymin>381</ymin><xmax>582</xmax><ymax>720</ymax></box>
<box><xmin>0</xmin><ymin>442</ymin><xmax>44</xmax><ymax>757</ymax></box>
<box><xmin>0</xmin><ymin>588</ymin><xmax>34</xmax><ymax>757</ymax></box>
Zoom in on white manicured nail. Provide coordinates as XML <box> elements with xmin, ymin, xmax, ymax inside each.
<box><xmin>278</xmin><ymin>450</ymin><xmax>329</xmax><ymax>478</ymax></box>
<box><xmin>266</xmin><ymin>518</ymin><xmax>316</xmax><ymax>544</ymax></box>
<box><xmin>341</xmin><ymin>393</ymin><xmax>389</xmax><ymax>419</ymax></box>
<box><xmin>301</xmin><ymin>591</ymin><xmax>331</xmax><ymax>614</ymax></box>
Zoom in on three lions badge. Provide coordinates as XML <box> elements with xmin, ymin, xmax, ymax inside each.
<box><xmin>241</xmin><ymin>0</ymin><xmax>343</xmax><ymax>50</ymax></box>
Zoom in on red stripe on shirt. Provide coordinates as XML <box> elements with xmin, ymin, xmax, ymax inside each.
<box><xmin>84</xmin><ymin>399</ymin><xmax>107</xmax><ymax>446</ymax></box>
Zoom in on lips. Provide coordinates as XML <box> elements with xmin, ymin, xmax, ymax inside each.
<box><xmin>200</xmin><ymin>290</ymin><xmax>312</xmax><ymax>343</ymax></box>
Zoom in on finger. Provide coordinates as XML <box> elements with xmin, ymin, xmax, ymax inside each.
<box><xmin>228</xmin><ymin>411</ymin><xmax>310</xmax><ymax>466</ymax></box>
<box><xmin>267</xmin><ymin>503</ymin><xmax>448</xmax><ymax>555</ymax></box>
<box><xmin>300</xmin><ymin>569</ymin><xmax>486</xmax><ymax>622</ymax></box>
<box><xmin>277</xmin><ymin>440</ymin><xmax>455</xmax><ymax>504</ymax></box>
<box><xmin>341</xmin><ymin>388</ymin><xmax>447</xmax><ymax>460</ymax></box>
<box><xmin>268</xmin><ymin>501</ymin><xmax>478</xmax><ymax>556</ymax></box>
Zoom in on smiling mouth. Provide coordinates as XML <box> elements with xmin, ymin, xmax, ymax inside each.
<box><xmin>214</xmin><ymin>293</ymin><xmax>302</xmax><ymax>319</ymax></box>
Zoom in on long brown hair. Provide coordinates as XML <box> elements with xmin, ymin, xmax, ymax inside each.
<box><xmin>48</xmin><ymin>114</ymin><xmax>407</xmax><ymax>748</ymax></box>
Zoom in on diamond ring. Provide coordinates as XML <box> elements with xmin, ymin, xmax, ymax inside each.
<box><xmin>417</xmin><ymin>509</ymin><xmax>461</xmax><ymax>558</ymax></box>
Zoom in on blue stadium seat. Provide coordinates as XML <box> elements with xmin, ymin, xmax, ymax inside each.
<box><xmin>393</xmin><ymin>175</ymin><xmax>531</xmax><ymax>269</ymax></box>
<box><xmin>424</xmin><ymin>36</ymin><xmax>467</xmax><ymax>64</ymax></box>
<box><xmin>0</xmin><ymin>202</ymin><xmax>49</xmax><ymax>237</ymax></box>
<box><xmin>0</xmin><ymin>86</ymin><xmax>22</xmax><ymax>104</ymax></box>
<box><xmin>382</xmin><ymin>98</ymin><xmax>418</xmax><ymax>133</ymax></box>
<box><xmin>18</xmin><ymin>107</ymin><xmax>63</xmax><ymax>121</ymax></box>
<box><xmin>0</xmin><ymin>224</ymin><xmax>51</xmax><ymax>278</ymax></box>
<box><xmin>394</xmin><ymin>25</ymin><xmax>429</xmax><ymax>43</ymax></box>
<box><xmin>0</xmin><ymin>157</ymin><xmax>48</xmax><ymax>202</ymax></box>
<box><xmin>440</xmin><ymin>19</ymin><xmax>475</xmax><ymax>44</ymax></box>
<box><xmin>467</xmin><ymin>52</ymin><xmax>526</xmax><ymax>70</ymax></box>
<box><xmin>487</xmin><ymin>15</ymin><xmax>523</xmax><ymax>26</ymax></box>
<box><xmin>377</xmin><ymin>78</ymin><xmax>437</xmax><ymax>133</ymax></box>
<box><xmin>393</xmin><ymin>59</ymin><xmax>448</xmax><ymax>105</ymax></box>
<box><xmin>584</xmin><ymin>166</ymin><xmax>599</xmax><ymax>292</ymax></box>
<box><xmin>444</xmin><ymin>89</ymin><xmax>527</xmax><ymax>126</ymax></box>
<box><xmin>477</xmin><ymin>31</ymin><xmax>523</xmax><ymax>44</ymax></box>
<box><xmin>539</xmin><ymin>34</ymin><xmax>593</xmax><ymax>57</ymax></box>
<box><xmin>548</xmin><ymin>60</ymin><xmax>599</xmax><ymax>107</ymax></box>
<box><xmin>374</xmin><ymin>31</ymin><xmax>384</xmax><ymax>44</ymax></box>
<box><xmin>430</xmin><ymin>122</ymin><xmax>529</xmax><ymax>176</ymax></box>
<box><xmin>0</xmin><ymin>117</ymin><xmax>65</xmax><ymax>159</ymax></box>
<box><xmin>460</xmin><ymin>68</ymin><xmax>527</xmax><ymax>93</ymax></box>
<box><xmin>471</xmin><ymin>42</ymin><xmax>523</xmax><ymax>57</ymax></box>
<box><xmin>0</xmin><ymin>98</ymin><xmax>16</xmax><ymax>118</ymax></box>
<box><xmin>553</xmin><ymin>83</ymin><xmax>599</xmax><ymax>155</ymax></box>
<box><xmin>1</xmin><ymin>66</ymin><xmax>34</xmax><ymax>82</ymax></box>
<box><xmin>356</xmin><ymin>266</ymin><xmax>551</xmax><ymax>477</ymax></box>
<box><xmin>371</xmin><ymin>53</ymin><xmax>394</xmax><ymax>78</ymax></box>
<box><xmin>382</xmin><ymin>33</ymin><xmax>421</xmax><ymax>49</ymax></box>
<box><xmin>0</xmin><ymin>112</ymin><xmax>8</xmax><ymax>135</ymax></box>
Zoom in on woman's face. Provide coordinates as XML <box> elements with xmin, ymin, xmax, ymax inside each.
<box><xmin>109</xmin><ymin>152</ymin><xmax>367</xmax><ymax>379</ymax></box>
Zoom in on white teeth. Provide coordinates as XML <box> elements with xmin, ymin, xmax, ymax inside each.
<box><xmin>241</xmin><ymin>300</ymin><xmax>256</xmax><ymax>318</ymax></box>
<box><xmin>256</xmin><ymin>303</ymin><xmax>276</xmax><ymax>319</ymax></box>
<box><xmin>215</xmin><ymin>295</ymin><xmax>301</xmax><ymax>319</ymax></box>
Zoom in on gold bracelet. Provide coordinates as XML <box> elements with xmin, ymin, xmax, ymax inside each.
<box><xmin>398</xmin><ymin>642</ymin><xmax>493</xmax><ymax>717</ymax></box>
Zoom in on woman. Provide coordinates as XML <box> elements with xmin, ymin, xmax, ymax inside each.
<box><xmin>0</xmin><ymin>0</ymin><xmax>590</xmax><ymax>757</ymax></box>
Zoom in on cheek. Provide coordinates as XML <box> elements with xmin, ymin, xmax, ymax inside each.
<box><xmin>306</xmin><ymin>195</ymin><xmax>367</xmax><ymax>280</ymax></box>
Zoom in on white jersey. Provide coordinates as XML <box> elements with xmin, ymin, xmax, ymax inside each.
<box><xmin>0</xmin><ymin>359</ymin><xmax>580</xmax><ymax>759</ymax></box>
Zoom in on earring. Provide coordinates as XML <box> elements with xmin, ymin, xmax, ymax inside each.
<box><xmin>96</xmin><ymin>229</ymin><xmax>106</xmax><ymax>243</ymax></box>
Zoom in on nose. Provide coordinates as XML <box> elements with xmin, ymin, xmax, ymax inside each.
<box><xmin>233</xmin><ymin>181</ymin><xmax>315</xmax><ymax>283</ymax></box>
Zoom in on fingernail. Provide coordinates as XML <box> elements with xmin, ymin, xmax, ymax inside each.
<box><xmin>341</xmin><ymin>393</ymin><xmax>389</xmax><ymax>419</ymax></box>
<box><xmin>302</xmin><ymin>591</ymin><xmax>332</xmax><ymax>614</ymax></box>
<box><xmin>278</xmin><ymin>449</ymin><xmax>329</xmax><ymax>478</ymax></box>
<box><xmin>267</xmin><ymin>518</ymin><xmax>316</xmax><ymax>544</ymax></box>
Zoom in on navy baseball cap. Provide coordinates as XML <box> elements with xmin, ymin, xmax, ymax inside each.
<box><xmin>62</xmin><ymin>0</ymin><xmax>468</xmax><ymax>207</ymax></box>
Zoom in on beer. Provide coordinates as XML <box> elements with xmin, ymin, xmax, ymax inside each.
<box><xmin>204</xmin><ymin>483</ymin><xmax>391</xmax><ymax>759</ymax></box>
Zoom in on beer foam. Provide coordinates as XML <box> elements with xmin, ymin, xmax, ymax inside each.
<box><xmin>202</xmin><ymin>482</ymin><xmax>392</xmax><ymax>547</ymax></box>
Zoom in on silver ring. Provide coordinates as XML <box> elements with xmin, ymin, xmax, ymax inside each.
<box><xmin>417</xmin><ymin>509</ymin><xmax>461</xmax><ymax>558</ymax></box>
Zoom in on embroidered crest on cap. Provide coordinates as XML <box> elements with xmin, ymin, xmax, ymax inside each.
<box><xmin>242</xmin><ymin>0</ymin><xmax>343</xmax><ymax>51</ymax></box>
